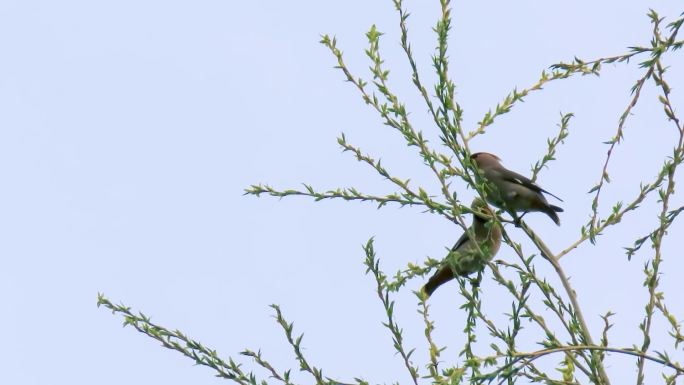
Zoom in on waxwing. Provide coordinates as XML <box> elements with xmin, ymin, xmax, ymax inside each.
<box><xmin>471</xmin><ymin>152</ymin><xmax>563</xmax><ymax>225</ymax></box>
<box><xmin>423</xmin><ymin>198</ymin><xmax>502</xmax><ymax>297</ymax></box>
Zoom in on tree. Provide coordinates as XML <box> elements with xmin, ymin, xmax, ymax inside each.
<box><xmin>99</xmin><ymin>2</ymin><xmax>684</xmax><ymax>383</ymax></box>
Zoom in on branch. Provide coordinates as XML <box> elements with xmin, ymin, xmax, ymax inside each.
<box><xmin>245</xmin><ymin>183</ymin><xmax>453</xmax><ymax>218</ymax></box>
<box><xmin>516</xmin><ymin>222</ymin><xmax>611</xmax><ymax>384</ymax></box>
<box><xmin>270</xmin><ymin>305</ymin><xmax>328</xmax><ymax>385</ymax></box>
<box><xmin>531</xmin><ymin>113</ymin><xmax>572</xmax><ymax>182</ymax></box>
<box><xmin>497</xmin><ymin>345</ymin><xmax>684</xmax><ymax>379</ymax></box>
<box><xmin>98</xmin><ymin>294</ymin><xmax>266</xmax><ymax>385</ymax></box>
<box><xmin>363</xmin><ymin>239</ymin><xmax>420</xmax><ymax>385</ymax></box>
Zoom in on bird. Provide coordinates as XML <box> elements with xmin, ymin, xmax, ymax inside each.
<box><xmin>470</xmin><ymin>152</ymin><xmax>563</xmax><ymax>225</ymax></box>
<box><xmin>422</xmin><ymin>198</ymin><xmax>502</xmax><ymax>297</ymax></box>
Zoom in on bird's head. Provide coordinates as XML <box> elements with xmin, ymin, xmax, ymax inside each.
<box><xmin>470</xmin><ymin>198</ymin><xmax>495</xmax><ymax>220</ymax></box>
<box><xmin>471</xmin><ymin>152</ymin><xmax>502</xmax><ymax>168</ymax></box>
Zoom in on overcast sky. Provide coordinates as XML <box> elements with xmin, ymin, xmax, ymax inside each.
<box><xmin>1</xmin><ymin>1</ymin><xmax>683</xmax><ymax>384</ymax></box>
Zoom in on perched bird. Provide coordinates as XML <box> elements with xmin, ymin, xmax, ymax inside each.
<box><xmin>422</xmin><ymin>198</ymin><xmax>502</xmax><ymax>297</ymax></box>
<box><xmin>471</xmin><ymin>152</ymin><xmax>564</xmax><ymax>225</ymax></box>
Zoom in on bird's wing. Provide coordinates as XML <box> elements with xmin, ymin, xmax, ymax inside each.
<box><xmin>499</xmin><ymin>168</ymin><xmax>563</xmax><ymax>202</ymax></box>
<box><xmin>451</xmin><ymin>230</ymin><xmax>472</xmax><ymax>252</ymax></box>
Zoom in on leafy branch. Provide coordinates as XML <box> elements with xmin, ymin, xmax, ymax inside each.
<box><xmin>101</xmin><ymin>3</ymin><xmax>684</xmax><ymax>385</ymax></box>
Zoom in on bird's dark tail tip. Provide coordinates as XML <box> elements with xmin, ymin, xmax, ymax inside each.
<box><xmin>421</xmin><ymin>283</ymin><xmax>436</xmax><ymax>298</ymax></box>
<box><xmin>545</xmin><ymin>207</ymin><xmax>562</xmax><ymax>226</ymax></box>
<box><xmin>422</xmin><ymin>267</ymin><xmax>453</xmax><ymax>298</ymax></box>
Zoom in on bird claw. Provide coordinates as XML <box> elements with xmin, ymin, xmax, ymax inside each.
<box><xmin>512</xmin><ymin>212</ymin><xmax>528</xmax><ymax>227</ymax></box>
<box><xmin>511</xmin><ymin>215</ymin><xmax>522</xmax><ymax>227</ymax></box>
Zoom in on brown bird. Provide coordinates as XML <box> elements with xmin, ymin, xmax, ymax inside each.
<box><xmin>471</xmin><ymin>152</ymin><xmax>563</xmax><ymax>225</ymax></box>
<box><xmin>422</xmin><ymin>198</ymin><xmax>502</xmax><ymax>297</ymax></box>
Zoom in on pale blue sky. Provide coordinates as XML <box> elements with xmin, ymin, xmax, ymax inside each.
<box><xmin>1</xmin><ymin>1</ymin><xmax>683</xmax><ymax>384</ymax></box>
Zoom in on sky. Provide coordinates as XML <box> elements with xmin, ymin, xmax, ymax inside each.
<box><xmin>1</xmin><ymin>1</ymin><xmax>683</xmax><ymax>384</ymax></box>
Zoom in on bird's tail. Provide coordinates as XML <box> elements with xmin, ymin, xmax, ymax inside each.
<box><xmin>544</xmin><ymin>204</ymin><xmax>563</xmax><ymax>226</ymax></box>
<box><xmin>422</xmin><ymin>267</ymin><xmax>453</xmax><ymax>298</ymax></box>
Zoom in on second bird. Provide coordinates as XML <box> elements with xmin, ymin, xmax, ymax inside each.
<box><xmin>471</xmin><ymin>152</ymin><xmax>564</xmax><ymax>225</ymax></box>
<box><xmin>422</xmin><ymin>198</ymin><xmax>502</xmax><ymax>297</ymax></box>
